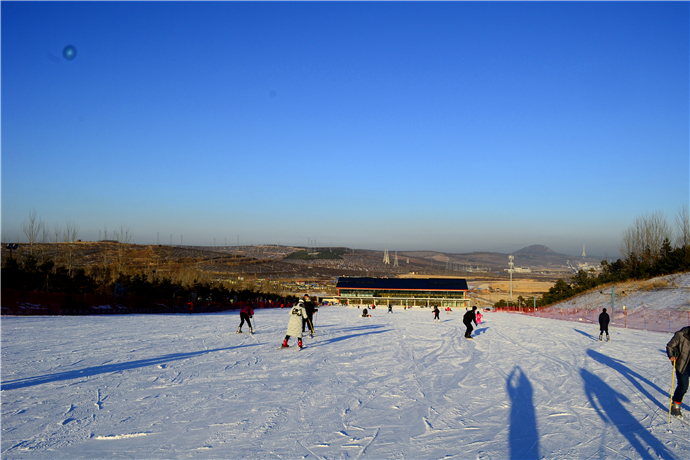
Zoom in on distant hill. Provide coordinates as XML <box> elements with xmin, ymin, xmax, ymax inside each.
<box><xmin>400</xmin><ymin>245</ymin><xmax>601</xmax><ymax>273</ymax></box>
<box><xmin>513</xmin><ymin>244</ymin><xmax>557</xmax><ymax>255</ymax></box>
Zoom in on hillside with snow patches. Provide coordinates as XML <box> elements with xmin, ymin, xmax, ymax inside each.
<box><xmin>2</xmin><ymin>274</ymin><xmax>690</xmax><ymax>459</ymax></box>
<box><xmin>548</xmin><ymin>272</ymin><xmax>690</xmax><ymax>313</ymax></box>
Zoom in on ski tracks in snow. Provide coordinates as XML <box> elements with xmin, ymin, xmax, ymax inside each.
<box><xmin>3</xmin><ymin>309</ymin><xmax>689</xmax><ymax>458</ymax></box>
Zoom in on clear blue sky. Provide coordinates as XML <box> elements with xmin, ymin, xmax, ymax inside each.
<box><xmin>2</xmin><ymin>1</ymin><xmax>688</xmax><ymax>258</ymax></box>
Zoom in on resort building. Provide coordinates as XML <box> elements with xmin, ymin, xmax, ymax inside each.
<box><xmin>335</xmin><ymin>277</ymin><xmax>470</xmax><ymax>308</ymax></box>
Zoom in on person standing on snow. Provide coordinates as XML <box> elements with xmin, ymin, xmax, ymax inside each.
<box><xmin>237</xmin><ymin>303</ymin><xmax>254</xmax><ymax>334</ymax></box>
<box><xmin>388</xmin><ymin>304</ymin><xmax>393</xmax><ymax>313</ymax></box>
<box><xmin>599</xmin><ymin>308</ymin><xmax>610</xmax><ymax>341</ymax></box>
<box><xmin>463</xmin><ymin>306</ymin><xmax>477</xmax><ymax>339</ymax></box>
<box><xmin>433</xmin><ymin>306</ymin><xmax>440</xmax><ymax>322</ymax></box>
<box><xmin>301</xmin><ymin>294</ymin><xmax>317</xmax><ymax>337</ymax></box>
<box><xmin>476</xmin><ymin>309</ymin><xmax>483</xmax><ymax>325</ymax></box>
<box><xmin>667</xmin><ymin>326</ymin><xmax>690</xmax><ymax>417</ymax></box>
<box><xmin>282</xmin><ymin>300</ymin><xmax>308</xmax><ymax>349</ymax></box>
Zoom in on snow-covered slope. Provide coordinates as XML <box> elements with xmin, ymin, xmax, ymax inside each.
<box><xmin>551</xmin><ymin>272</ymin><xmax>690</xmax><ymax>312</ymax></box>
<box><xmin>2</xmin><ymin>306</ymin><xmax>688</xmax><ymax>459</ymax></box>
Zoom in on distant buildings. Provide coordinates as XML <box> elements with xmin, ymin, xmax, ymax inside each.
<box><xmin>335</xmin><ymin>277</ymin><xmax>470</xmax><ymax>308</ymax></box>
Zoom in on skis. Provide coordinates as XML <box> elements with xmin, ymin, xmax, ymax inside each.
<box><xmin>275</xmin><ymin>345</ymin><xmax>304</xmax><ymax>350</ymax></box>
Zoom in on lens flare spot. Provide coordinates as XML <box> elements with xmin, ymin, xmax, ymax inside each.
<box><xmin>63</xmin><ymin>45</ymin><xmax>77</xmax><ymax>60</ymax></box>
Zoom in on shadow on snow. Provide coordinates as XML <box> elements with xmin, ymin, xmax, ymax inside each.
<box><xmin>1</xmin><ymin>344</ymin><xmax>259</xmax><ymax>391</ymax></box>
<box><xmin>311</xmin><ymin>328</ymin><xmax>391</xmax><ymax>347</ymax></box>
<box><xmin>580</xmin><ymin>367</ymin><xmax>674</xmax><ymax>459</ymax></box>
<box><xmin>507</xmin><ymin>366</ymin><xmax>540</xmax><ymax>460</ymax></box>
<box><xmin>586</xmin><ymin>349</ymin><xmax>668</xmax><ymax>412</ymax></box>
<box><xmin>574</xmin><ymin>328</ymin><xmax>597</xmax><ymax>340</ymax></box>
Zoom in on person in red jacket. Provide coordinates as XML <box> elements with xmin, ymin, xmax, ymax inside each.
<box><xmin>237</xmin><ymin>304</ymin><xmax>254</xmax><ymax>334</ymax></box>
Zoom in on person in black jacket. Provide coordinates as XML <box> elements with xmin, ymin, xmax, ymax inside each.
<box><xmin>598</xmin><ymin>308</ymin><xmax>610</xmax><ymax>341</ymax></box>
<box><xmin>301</xmin><ymin>294</ymin><xmax>317</xmax><ymax>337</ymax></box>
<box><xmin>667</xmin><ymin>326</ymin><xmax>690</xmax><ymax>417</ymax></box>
<box><xmin>463</xmin><ymin>306</ymin><xmax>477</xmax><ymax>339</ymax></box>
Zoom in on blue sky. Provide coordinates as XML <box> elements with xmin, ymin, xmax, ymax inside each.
<box><xmin>2</xmin><ymin>1</ymin><xmax>688</xmax><ymax>258</ymax></box>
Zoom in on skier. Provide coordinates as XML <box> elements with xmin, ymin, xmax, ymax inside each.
<box><xmin>446</xmin><ymin>306</ymin><xmax>452</xmax><ymax>314</ymax></box>
<box><xmin>361</xmin><ymin>308</ymin><xmax>370</xmax><ymax>317</ymax></box>
<box><xmin>667</xmin><ymin>325</ymin><xmax>690</xmax><ymax>417</ymax></box>
<box><xmin>388</xmin><ymin>304</ymin><xmax>393</xmax><ymax>313</ymax></box>
<box><xmin>463</xmin><ymin>306</ymin><xmax>478</xmax><ymax>339</ymax></box>
<box><xmin>237</xmin><ymin>303</ymin><xmax>254</xmax><ymax>334</ymax></box>
<box><xmin>282</xmin><ymin>299</ymin><xmax>308</xmax><ymax>349</ymax></box>
<box><xmin>599</xmin><ymin>308</ymin><xmax>610</xmax><ymax>341</ymax></box>
<box><xmin>476</xmin><ymin>310</ymin><xmax>483</xmax><ymax>325</ymax></box>
<box><xmin>301</xmin><ymin>294</ymin><xmax>317</xmax><ymax>338</ymax></box>
<box><xmin>433</xmin><ymin>306</ymin><xmax>440</xmax><ymax>322</ymax></box>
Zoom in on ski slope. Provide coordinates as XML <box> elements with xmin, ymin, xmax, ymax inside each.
<box><xmin>2</xmin><ymin>307</ymin><xmax>688</xmax><ymax>459</ymax></box>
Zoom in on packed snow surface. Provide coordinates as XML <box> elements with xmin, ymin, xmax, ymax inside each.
<box><xmin>2</xmin><ymin>307</ymin><xmax>689</xmax><ymax>459</ymax></box>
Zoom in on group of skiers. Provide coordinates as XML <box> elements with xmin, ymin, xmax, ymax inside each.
<box><xmin>235</xmin><ymin>294</ymin><xmax>690</xmax><ymax>420</ymax></box>
<box><xmin>280</xmin><ymin>294</ymin><xmax>318</xmax><ymax>349</ymax></box>
<box><xmin>236</xmin><ymin>294</ymin><xmax>318</xmax><ymax>349</ymax></box>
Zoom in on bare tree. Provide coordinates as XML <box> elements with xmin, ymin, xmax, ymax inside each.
<box><xmin>63</xmin><ymin>220</ymin><xmax>79</xmax><ymax>275</ymax></box>
<box><xmin>53</xmin><ymin>223</ymin><xmax>62</xmax><ymax>265</ymax></box>
<box><xmin>21</xmin><ymin>210</ymin><xmax>44</xmax><ymax>256</ymax></box>
<box><xmin>39</xmin><ymin>222</ymin><xmax>51</xmax><ymax>263</ymax></box>
<box><xmin>620</xmin><ymin>210</ymin><xmax>673</xmax><ymax>265</ymax></box>
<box><xmin>675</xmin><ymin>205</ymin><xmax>690</xmax><ymax>250</ymax></box>
<box><xmin>113</xmin><ymin>224</ymin><xmax>132</xmax><ymax>274</ymax></box>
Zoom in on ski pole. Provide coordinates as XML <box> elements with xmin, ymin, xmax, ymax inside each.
<box><xmin>308</xmin><ymin>318</ymin><xmax>315</xmax><ymax>337</ymax></box>
<box><xmin>669</xmin><ymin>356</ymin><xmax>677</xmax><ymax>424</ymax></box>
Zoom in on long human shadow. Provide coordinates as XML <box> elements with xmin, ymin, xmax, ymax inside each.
<box><xmin>507</xmin><ymin>366</ymin><xmax>540</xmax><ymax>460</ymax></box>
<box><xmin>311</xmin><ymin>329</ymin><xmax>390</xmax><ymax>347</ymax></box>
<box><xmin>325</xmin><ymin>324</ymin><xmax>386</xmax><ymax>333</ymax></box>
<box><xmin>1</xmin><ymin>344</ymin><xmax>259</xmax><ymax>391</ymax></box>
<box><xmin>580</xmin><ymin>368</ymin><xmax>673</xmax><ymax>459</ymax></box>
<box><xmin>474</xmin><ymin>327</ymin><xmax>489</xmax><ymax>336</ymax></box>
<box><xmin>574</xmin><ymin>329</ymin><xmax>597</xmax><ymax>340</ymax></box>
<box><xmin>587</xmin><ymin>349</ymin><xmax>667</xmax><ymax>411</ymax></box>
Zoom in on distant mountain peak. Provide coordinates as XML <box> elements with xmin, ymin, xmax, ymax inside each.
<box><xmin>513</xmin><ymin>245</ymin><xmax>556</xmax><ymax>255</ymax></box>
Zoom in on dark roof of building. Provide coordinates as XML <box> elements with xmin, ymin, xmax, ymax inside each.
<box><xmin>336</xmin><ymin>277</ymin><xmax>468</xmax><ymax>291</ymax></box>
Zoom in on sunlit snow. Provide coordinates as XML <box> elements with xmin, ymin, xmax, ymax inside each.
<box><xmin>2</xmin><ymin>304</ymin><xmax>689</xmax><ymax>459</ymax></box>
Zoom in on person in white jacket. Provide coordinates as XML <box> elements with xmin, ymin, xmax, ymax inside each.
<box><xmin>281</xmin><ymin>300</ymin><xmax>309</xmax><ymax>349</ymax></box>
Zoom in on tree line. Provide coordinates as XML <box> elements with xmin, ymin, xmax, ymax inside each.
<box><xmin>1</xmin><ymin>253</ymin><xmax>296</xmax><ymax>305</ymax></box>
<box><xmin>496</xmin><ymin>207</ymin><xmax>690</xmax><ymax>309</ymax></box>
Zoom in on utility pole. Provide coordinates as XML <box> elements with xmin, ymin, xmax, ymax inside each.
<box><xmin>508</xmin><ymin>255</ymin><xmax>515</xmax><ymax>302</ymax></box>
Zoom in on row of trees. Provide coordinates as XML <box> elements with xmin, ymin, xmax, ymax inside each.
<box><xmin>17</xmin><ymin>209</ymin><xmax>134</xmax><ymax>276</ymax></box>
<box><xmin>1</xmin><ymin>253</ymin><xmax>296</xmax><ymax>305</ymax></box>
<box><xmin>504</xmin><ymin>208</ymin><xmax>690</xmax><ymax>309</ymax></box>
